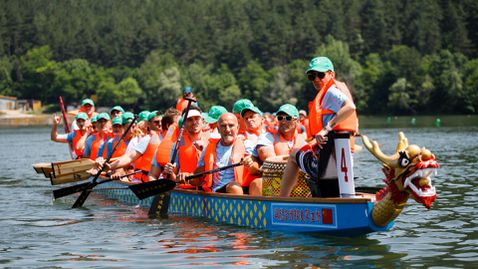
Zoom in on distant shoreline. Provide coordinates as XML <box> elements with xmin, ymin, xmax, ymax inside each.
<box><xmin>0</xmin><ymin>110</ymin><xmax>51</xmax><ymax>127</ymax></box>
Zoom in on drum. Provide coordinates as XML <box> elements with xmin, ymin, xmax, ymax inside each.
<box><xmin>262</xmin><ymin>155</ymin><xmax>311</xmax><ymax>197</ymax></box>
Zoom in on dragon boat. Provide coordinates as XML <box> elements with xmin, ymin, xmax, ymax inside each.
<box><xmin>91</xmin><ymin>132</ymin><xmax>439</xmax><ymax>236</ymax></box>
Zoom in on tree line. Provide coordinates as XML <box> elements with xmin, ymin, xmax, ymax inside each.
<box><xmin>0</xmin><ymin>0</ymin><xmax>477</xmax><ymax>114</ymax></box>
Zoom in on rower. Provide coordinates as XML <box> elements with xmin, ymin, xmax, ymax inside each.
<box><xmin>50</xmin><ymin>112</ymin><xmax>89</xmax><ymax>159</ymax></box>
<box><xmin>279</xmin><ymin>56</ymin><xmax>358</xmax><ymax>198</ymax></box>
<box><xmin>97</xmin><ymin>116</ymin><xmax>127</xmax><ymax>159</ymax></box>
<box><xmin>83</xmin><ymin>112</ymin><xmax>112</xmax><ymax>160</ymax></box>
<box><xmin>148</xmin><ymin>108</ymin><xmax>181</xmax><ymax>182</ymax></box>
<box><xmin>202</xmin><ymin>105</ymin><xmax>228</xmax><ymax>139</ymax></box>
<box><xmin>248</xmin><ymin>104</ymin><xmax>306</xmax><ymax>196</ymax></box>
<box><xmin>147</xmin><ymin>110</ymin><xmax>163</xmax><ymax>139</ymax></box>
<box><xmin>162</xmin><ymin>107</ymin><xmax>209</xmax><ymax>188</ymax></box>
<box><xmin>232</xmin><ymin>99</ymin><xmax>253</xmax><ymax>135</ymax></box>
<box><xmin>98</xmin><ymin>111</ymin><xmax>161</xmax><ymax>182</ymax></box>
<box><xmin>110</xmin><ymin>105</ymin><xmax>125</xmax><ymax>118</ymax></box>
<box><xmin>186</xmin><ymin>113</ymin><xmax>255</xmax><ymax>194</ymax></box>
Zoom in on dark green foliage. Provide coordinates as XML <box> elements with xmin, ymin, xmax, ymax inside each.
<box><xmin>0</xmin><ymin>0</ymin><xmax>477</xmax><ymax>115</ymax></box>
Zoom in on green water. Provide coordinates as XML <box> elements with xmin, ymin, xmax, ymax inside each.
<box><xmin>0</xmin><ymin>123</ymin><xmax>477</xmax><ymax>268</ymax></box>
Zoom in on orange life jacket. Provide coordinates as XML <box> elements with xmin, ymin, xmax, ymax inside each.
<box><xmin>88</xmin><ymin>132</ymin><xmax>109</xmax><ymax>160</ymax></box>
<box><xmin>308</xmin><ymin>79</ymin><xmax>358</xmax><ymax>151</ymax></box>
<box><xmin>202</xmin><ymin>138</ymin><xmax>246</xmax><ymax>192</ymax></box>
<box><xmin>103</xmin><ymin>135</ymin><xmax>127</xmax><ymax>159</ymax></box>
<box><xmin>72</xmin><ymin>129</ymin><xmax>86</xmax><ymax>158</ymax></box>
<box><xmin>132</xmin><ymin>133</ymin><xmax>160</xmax><ymax>182</ymax></box>
<box><xmin>155</xmin><ymin>124</ymin><xmax>180</xmax><ymax>166</ymax></box>
<box><xmin>273</xmin><ymin>131</ymin><xmax>305</xmax><ymax>155</ymax></box>
<box><xmin>176</xmin><ymin>98</ymin><xmax>189</xmax><ymax>113</ymax></box>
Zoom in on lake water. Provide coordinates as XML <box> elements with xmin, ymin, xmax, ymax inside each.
<box><xmin>1</xmin><ymin>121</ymin><xmax>477</xmax><ymax>268</ymax></box>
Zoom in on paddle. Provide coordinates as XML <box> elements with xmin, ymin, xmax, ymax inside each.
<box><xmin>59</xmin><ymin>96</ymin><xmax>75</xmax><ymax>159</ymax></box>
<box><xmin>129</xmin><ymin>97</ymin><xmax>196</xmax><ymax>200</ymax></box>
<box><xmin>130</xmin><ymin>159</ymin><xmax>244</xmax><ymax>200</ymax></box>
<box><xmin>53</xmin><ymin>170</ymin><xmax>141</xmax><ymax>200</ymax></box>
<box><xmin>70</xmin><ymin>116</ymin><xmax>137</xmax><ymax>208</ymax></box>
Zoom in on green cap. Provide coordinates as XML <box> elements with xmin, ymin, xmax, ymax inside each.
<box><xmin>112</xmin><ymin>116</ymin><xmax>123</xmax><ymax>126</ymax></box>
<box><xmin>240</xmin><ymin>105</ymin><xmax>263</xmax><ymax>117</ymax></box>
<box><xmin>97</xmin><ymin>112</ymin><xmax>111</xmax><ymax>121</ymax></box>
<box><xmin>110</xmin><ymin>105</ymin><xmax>125</xmax><ymax>114</ymax></box>
<box><xmin>233</xmin><ymin>99</ymin><xmax>253</xmax><ymax>114</ymax></box>
<box><xmin>203</xmin><ymin>105</ymin><xmax>228</xmax><ymax>124</ymax></box>
<box><xmin>138</xmin><ymin>110</ymin><xmax>150</xmax><ymax>122</ymax></box>
<box><xmin>81</xmin><ymin>98</ymin><xmax>94</xmax><ymax>107</ymax></box>
<box><xmin>75</xmin><ymin>112</ymin><xmax>88</xmax><ymax>121</ymax></box>
<box><xmin>276</xmin><ymin>104</ymin><xmax>299</xmax><ymax>118</ymax></box>
<box><xmin>91</xmin><ymin>114</ymin><xmax>98</xmax><ymax>123</ymax></box>
<box><xmin>147</xmin><ymin>110</ymin><xmax>159</xmax><ymax>121</ymax></box>
<box><xmin>305</xmin><ymin>56</ymin><xmax>334</xmax><ymax>73</ymax></box>
<box><xmin>122</xmin><ymin>112</ymin><xmax>134</xmax><ymax>124</ymax></box>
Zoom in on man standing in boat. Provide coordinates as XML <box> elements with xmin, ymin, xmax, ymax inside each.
<box><xmin>279</xmin><ymin>56</ymin><xmax>358</xmax><ymax>197</ymax></box>
<box><xmin>176</xmin><ymin>86</ymin><xmax>197</xmax><ymax>113</ymax></box>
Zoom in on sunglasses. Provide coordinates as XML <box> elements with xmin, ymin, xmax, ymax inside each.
<box><xmin>277</xmin><ymin>115</ymin><xmax>295</xmax><ymax>122</ymax></box>
<box><xmin>152</xmin><ymin>120</ymin><xmax>161</xmax><ymax>124</ymax></box>
<box><xmin>307</xmin><ymin>71</ymin><xmax>326</xmax><ymax>81</ymax></box>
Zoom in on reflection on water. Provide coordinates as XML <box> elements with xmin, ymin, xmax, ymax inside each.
<box><xmin>0</xmin><ymin>126</ymin><xmax>477</xmax><ymax>267</ymax></box>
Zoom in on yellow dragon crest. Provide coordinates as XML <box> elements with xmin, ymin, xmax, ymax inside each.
<box><xmin>362</xmin><ymin>132</ymin><xmax>439</xmax><ymax>227</ymax></box>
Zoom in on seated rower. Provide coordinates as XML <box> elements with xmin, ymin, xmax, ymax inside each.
<box><xmin>83</xmin><ymin>112</ymin><xmax>112</xmax><ymax>160</ymax></box>
<box><xmin>97</xmin><ymin>116</ymin><xmax>128</xmax><ymax>159</ymax></box>
<box><xmin>50</xmin><ymin>112</ymin><xmax>89</xmax><ymax>159</ymax></box>
<box><xmin>202</xmin><ymin>105</ymin><xmax>228</xmax><ymax>139</ymax></box>
<box><xmin>248</xmin><ymin>104</ymin><xmax>306</xmax><ymax>196</ymax></box>
<box><xmin>148</xmin><ymin>108</ymin><xmax>181</xmax><ymax>182</ymax></box>
<box><xmin>97</xmin><ymin>111</ymin><xmax>161</xmax><ymax>182</ymax></box>
<box><xmin>185</xmin><ymin>113</ymin><xmax>255</xmax><ymax>194</ymax></box>
<box><xmin>232</xmin><ymin>99</ymin><xmax>253</xmax><ymax>136</ymax></box>
<box><xmin>160</xmin><ymin>108</ymin><xmax>209</xmax><ymax>187</ymax></box>
<box><xmin>279</xmin><ymin>56</ymin><xmax>357</xmax><ymax>197</ymax></box>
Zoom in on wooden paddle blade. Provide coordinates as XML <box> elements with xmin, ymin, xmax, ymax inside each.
<box><xmin>51</xmin><ymin>159</ymin><xmax>95</xmax><ymax>177</ymax></box>
<box><xmin>53</xmin><ymin>181</ymin><xmax>92</xmax><ymax>199</ymax></box>
<box><xmin>32</xmin><ymin>163</ymin><xmax>53</xmax><ymax>178</ymax></box>
<box><xmin>72</xmin><ymin>188</ymin><xmax>93</xmax><ymax>208</ymax></box>
<box><xmin>50</xmin><ymin>171</ymin><xmax>91</xmax><ymax>185</ymax></box>
<box><xmin>129</xmin><ymin>179</ymin><xmax>176</xmax><ymax>200</ymax></box>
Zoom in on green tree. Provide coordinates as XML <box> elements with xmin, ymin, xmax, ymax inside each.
<box><xmin>18</xmin><ymin>45</ymin><xmax>56</xmax><ymax>100</ymax></box>
<box><xmin>0</xmin><ymin>56</ymin><xmax>14</xmax><ymax>95</ymax></box>
<box><xmin>462</xmin><ymin>59</ymin><xmax>478</xmax><ymax>113</ymax></box>
<box><xmin>97</xmin><ymin>77</ymin><xmax>142</xmax><ymax>107</ymax></box>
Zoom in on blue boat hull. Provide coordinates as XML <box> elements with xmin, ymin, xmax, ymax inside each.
<box><xmin>95</xmin><ymin>181</ymin><xmax>393</xmax><ymax>236</ymax></box>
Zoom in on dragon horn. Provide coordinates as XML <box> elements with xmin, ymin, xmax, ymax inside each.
<box><xmin>361</xmin><ymin>134</ymin><xmax>396</xmax><ymax>166</ymax></box>
<box><xmin>395</xmin><ymin>132</ymin><xmax>408</xmax><ymax>152</ymax></box>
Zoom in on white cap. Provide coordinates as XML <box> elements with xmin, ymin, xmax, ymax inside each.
<box><xmin>185</xmin><ymin>109</ymin><xmax>202</xmax><ymax>119</ymax></box>
<box><xmin>299</xmin><ymin>109</ymin><xmax>307</xmax><ymax>116</ymax></box>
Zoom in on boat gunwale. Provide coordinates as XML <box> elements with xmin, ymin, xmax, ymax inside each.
<box><xmin>106</xmin><ymin>180</ymin><xmax>375</xmax><ymax>204</ymax></box>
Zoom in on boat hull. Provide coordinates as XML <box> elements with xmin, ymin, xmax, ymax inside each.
<box><xmin>95</xmin><ymin>181</ymin><xmax>393</xmax><ymax>236</ymax></box>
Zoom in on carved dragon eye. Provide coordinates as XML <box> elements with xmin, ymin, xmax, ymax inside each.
<box><xmin>399</xmin><ymin>157</ymin><xmax>410</xmax><ymax>167</ymax></box>
<box><xmin>398</xmin><ymin>151</ymin><xmax>410</xmax><ymax>167</ymax></box>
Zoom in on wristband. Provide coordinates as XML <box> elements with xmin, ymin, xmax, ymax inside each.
<box><xmin>325</xmin><ymin>124</ymin><xmax>333</xmax><ymax>132</ymax></box>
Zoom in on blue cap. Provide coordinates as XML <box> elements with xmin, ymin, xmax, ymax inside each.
<box><xmin>183</xmin><ymin>86</ymin><xmax>193</xmax><ymax>93</ymax></box>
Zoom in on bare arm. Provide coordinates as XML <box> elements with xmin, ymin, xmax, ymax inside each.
<box><xmin>50</xmin><ymin>115</ymin><xmax>67</xmax><ymax>143</ymax></box>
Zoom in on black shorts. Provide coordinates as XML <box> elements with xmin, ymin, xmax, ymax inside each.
<box><xmin>296</xmin><ymin>149</ymin><xmax>319</xmax><ymax>179</ymax></box>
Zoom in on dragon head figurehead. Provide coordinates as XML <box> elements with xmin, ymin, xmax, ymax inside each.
<box><xmin>362</xmin><ymin>132</ymin><xmax>439</xmax><ymax>226</ymax></box>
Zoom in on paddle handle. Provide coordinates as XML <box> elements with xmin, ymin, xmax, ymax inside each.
<box><xmin>59</xmin><ymin>96</ymin><xmax>71</xmax><ymax>133</ymax></box>
<box><xmin>167</xmin><ymin>97</ymin><xmax>196</xmax><ymax>178</ymax></box>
